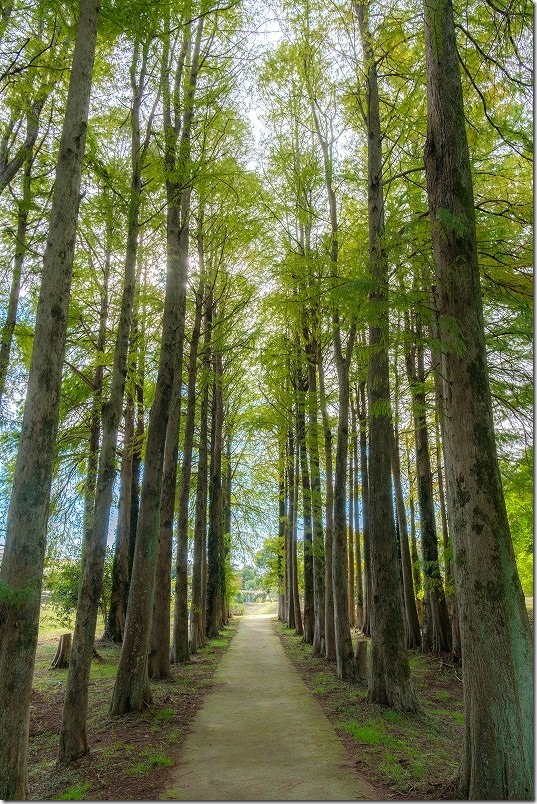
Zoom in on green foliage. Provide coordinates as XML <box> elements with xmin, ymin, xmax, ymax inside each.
<box><xmin>501</xmin><ymin>449</ymin><xmax>533</xmax><ymax>595</ymax></box>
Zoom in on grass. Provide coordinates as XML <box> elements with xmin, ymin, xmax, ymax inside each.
<box><xmin>27</xmin><ymin>616</ymin><xmax>240</xmax><ymax>800</ymax></box>
<box><xmin>274</xmin><ymin>620</ymin><xmax>464</xmax><ymax>799</ymax></box>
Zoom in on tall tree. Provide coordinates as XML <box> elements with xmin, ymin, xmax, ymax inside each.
<box><xmin>0</xmin><ymin>0</ymin><xmax>100</xmax><ymax>795</ymax></box>
<box><xmin>423</xmin><ymin>0</ymin><xmax>533</xmax><ymax>795</ymax></box>
<box><xmin>354</xmin><ymin>0</ymin><xmax>417</xmax><ymax>710</ymax></box>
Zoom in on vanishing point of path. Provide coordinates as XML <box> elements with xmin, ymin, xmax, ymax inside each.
<box><xmin>163</xmin><ymin>614</ymin><xmax>378</xmax><ymax>801</ymax></box>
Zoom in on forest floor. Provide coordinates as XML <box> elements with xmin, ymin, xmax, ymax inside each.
<box><xmin>275</xmin><ymin>621</ymin><xmax>464</xmax><ymax>800</ymax></box>
<box><xmin>28</xmin><ymin>603</ymin><xmax>465</xmax><ymax>801</ymax></box>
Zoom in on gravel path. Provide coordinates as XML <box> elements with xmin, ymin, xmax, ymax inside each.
<box><xmin>162</xmin><ymin>614</ymin><xmax>378</xmax><ymax>801</ymax></box>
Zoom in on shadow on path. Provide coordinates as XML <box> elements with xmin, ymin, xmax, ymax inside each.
<box><xmin>162</xmin><ymin>614</ymin><xmax>378</xmax><ymax>801</ymax></box>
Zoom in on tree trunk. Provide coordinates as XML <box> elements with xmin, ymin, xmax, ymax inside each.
<box><xmin>172</xmin><ymin>264</ymin><xmax>204</xmax><ymax>658</ymax></box>
<box><xmin>0</xmin><ymin>3</ymin><xmax>99</xmax><ymax>796</ymax></box>
<box><xmin>423</xmin><ymin>0</ymin><xmax>533</xmax><ymax>794</ymax></box>
<box><xmin>277</xmin><ymin>437</ymin><xmax>286</xmax><ymax>622</ymax></box>
<box><xmin>347</xmin><ymin>433</ymin><xmax>355</xmax><ymax>628</ymax></box>
<box><xmin>296</xmin><ymin>369</ymin><xmax>314</xmax><ymax>644</ymax></box>
<box><xmin>304</xmin><ymin>336</ymin><xmax>325</xmax><ymax>656</ymax></box>
<box><xmin>390</xmin><ymin>423</ymin><xmax>421</xmax><ymax>649</ymax></box>
<box><xmin>190</xmin><ymin>295</ymin><xmax>211</xmax><ymax>653</ymax></box>
<box><xmin>207</xmin><ymin>347</ymin><xmax>224</xmax><ymax>639</ymax></box>
<box><xmin>0</xmin><ymin>154</ymin><xmax>31</xmax><ymax>409</ymax></box>
<box><xmin>358</xmin><ymin>382</ymin><xmax>371</xmax><ymax>637</ymax></box>
<box><xmin>355</xmin><ymin>0</ymin><xmax>418</xmax><ymax>711</ymax></box>
<box><xmin>60</xmin><ymin>40</ymin><xmax>150</xmax><ymax>761</ymax></box>
<box><xmin>405</xmin><ymin>322</ymin><xmax>451</xmax><ymax>654</ymax></box>
<box><xmin>104</xmin><ymin>401</ymin><xmax>133</xmax><ymax>643</ymax></box>
<box><xmin>149</xmin><ymin>222</ymin><xmax>188</xmax><ymax>678</ymax></box>
<box><xmin>317</xmin><ymin>351</ymin><xmax>335</xmax><ymax>660</ymax></box>
<box><xmin>351</xmin><ymin>400</ymin><xmax>363</xmax><ymax>630</ymax></box>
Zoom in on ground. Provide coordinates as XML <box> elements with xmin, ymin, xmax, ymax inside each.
<box><xmin>28</xmin><ymin>603</ymin><xmax>465</xmax><ymax>800</ymax></box>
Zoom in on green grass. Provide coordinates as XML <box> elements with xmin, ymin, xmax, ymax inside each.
<box><xmin>129</xmin><ymin>752</ymin><xmax>175</xmax><ymax>775</ymax></box>
<box><xmin>55</xmin><ymin>782</ymin><xmax>91</xmax><ymax>800</ymax></box>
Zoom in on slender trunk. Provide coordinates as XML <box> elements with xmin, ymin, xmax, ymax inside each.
<box><xmin>174</xmin><ymin>268</ymin><xmax>204</xmax><ymax>657</ymax></box>
<box><xmin>207</xmin><ymin>348</ymin><xmax>224</xmax><ymax>639</ymax></box>
<box><xmin>332</xmin><ymin>322</ymin><xmax>358</xmax><ymax>682</ymax></box>
<box><xmin>60</xmin><ymin>40</ymin><xmax>150</xmax><ymax>759</ymax></box>
<box><xmin>149</xmin><ymin>222</ymin><xmax>188</xmax><ymax>677</ymax></box>
<box><xmin>277</xmin><ymin>436</ymin><xmax>286</xmax><ymax>621</ymax></box>
<box><xmin>358</xmin><ymin>382</ymin><xmax>371</xmax><ymax>636</ymax></box>
<box><xmin>305</xmin><ymin>337</ymin><xmax>325</xmax><ymax>655</ymax></box>
<box><xmin>405</xmin><ymin>323</ymin><xmax>451</xmax><ymax>654</ymax></box>
<box><xmin>0</xmin><ymin>2</ymin><xmax>99</xmax><ymax>795</ymax></box>
<box><xmin>190</xmin><ymin>295</ymin><xmax>211</xmax><ymax>652</ymax></box>
<box><xmin>0</xmin><ymin>155</ymin><xmax>31</xmax><ymax>408</ymax></box>
<box><xmin>351</xmin><ymin>400</ymin><xmax>363</xmax><ymax>630</ymax></box>
<box><xmin>347</xmin><ymin>435</ymin><xmax>355</xmax><ymax>628</ymax></box>
<box><xmin>318</xmin><ymin>352</ymin><xmax>335</xmax><ymax>659</ymax></box>
<box><xmin>424</xmin><ymin>0</ymin><xmax>533</xmax><ymax>794</ymax></box>
<box><xmin>390</xmin><ymin>424</ymin><xmax>421</xmax><ymax>649</ymax></box>
<box><xmin>355</xmin><ymin>0</ymin><xmax>417</xmax><ymax>710</ymax></box>
<box><xmin>297</xmin><ymin>372</ymin><xmax>314</xmax><ymax>644</ymax></box>
<box><xmin>104</xmin><ymin>401</ymin><xmax>134</xmax><ymax>642</ymax></box>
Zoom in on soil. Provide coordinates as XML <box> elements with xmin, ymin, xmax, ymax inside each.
<box><xmin>28</xmin><ymin>622</ymin><xmax>239</xmax><ymax>800</ymax></box>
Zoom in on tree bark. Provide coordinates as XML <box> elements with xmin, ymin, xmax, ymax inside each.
<box><xmin>357</xmin><ymin>382</ymin><xmax>372</xmax><ymax>637</ymax></box>
<box><xmin>355</xmin><ymin>0</ymin><xmax>417</xmax><ymax>711</ymax></box>
<box><xmin>390</xmin><ymin>423</ymin><xmax>421</xmax><ymax>649</ymax></box>
<box><xmin>60</xmin><ymin>39</ymin><xmax>151</xmax><ymax>761</ymax></box>
<box><xmin>296</xmin><ymin>367</ymin><xmax>314</xmax><ymax>644</ymax></box>
<box><xmin>0</xmin><ymin>2</ymin><xmax>99</xmax><ymax>796</ymax></box>
<box><xmin>351</xmin><ymin>400</ymin><xmax>364</xmax><ymax>630</ymax></box>
<box><xmin>190</xmin><ymin>293</ymin><xmax>211</xmax><ymax>653</ymax></box>
<box><xmin>317</xmin><ymin>351</ymin><xmax>335</xmax><ymax>660</ymax></box>
<box><xmin>423</xmin><ymin>0</ymin><xmax>533</xmax><ymax>795</ymax></box>
<box><xmin>207</xmin><ymin>347</ymin><xmax>224</xmax><ymax>639</ymax></box>
<box><xmin>405</xmin><ymin>318</ymin><xmax>451</xmax><ymax>654</ymax></box>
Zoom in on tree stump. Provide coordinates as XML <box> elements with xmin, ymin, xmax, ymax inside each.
<box><xmin>51</xmin><ymin>633</ymin><xmax>72</xmax><ymax>668</ymax></box>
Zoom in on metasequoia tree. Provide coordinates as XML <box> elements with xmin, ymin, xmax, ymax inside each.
<box><xmin>59</xmin><ymin>31</ymin><xmax>159</xmax><ymax>760</ymax></box>
<box><xmin>109</xmin><ymin>6</ymin><xmax>205</xmax><ymax>714</ymax></box>
<box><xmin>0</xmin><ymin>0</ymin><xmax>100</xmax><ymax>795</ymax></box>
<box><xmin>354</xmin><ymin>0</ymin><xmax>417</xmax><ymax>710</ymax></box>
<box><xmin>423</xmin><ymin>0</ymin><xmax>533</xmax><ymax>795</ymax></box>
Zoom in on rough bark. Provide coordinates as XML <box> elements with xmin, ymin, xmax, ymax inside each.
<box><xmin>351</xmin><ymin>400</ymin><xmax>364</xmax><ymax>630</ymax></box>
<box><xmin>355</xmin><ymin>0</ymin><xmax>418</xmax><ymax>711</ymax></box>
<box><xmin>172</xmin><ymin>267</ymin><xmax>204</xmax><ymax>658</ymax></box>
<box><xmin>405</xmin><ymin>321</ymin><xmax>451</xmax><ymax>654</ymax></box>
<box><xmin>423</xmin><ymin>0</ymin><xmax>533</xmax><ymax>795</ymax></box>
<box><xmin>347</xmin><ymin>435</ymin><xmax>355</xmax><ymax>628</ymax></box>
<box><xmin>304</xmin><ymin>336</ymin><xmax>325</xmax><ymax>656</ymax></box>
<box><xmin>190</xmin><ymin>296</ymin><xmax>211</xmax><ymax>653</ymax></box>
<box><xmin>60</xmin><ymin>39</ymin><xmax>151</xmax><ymax>761</ymax></box>
<box><xmin>207</xmin><ymin>348</ymin><xmax>224</xmax><ymax>639</ymax></box>
<box><xmin>0</xmin><ymin>2</ymin><xmax>99</xmax><ymax>796</ymax></box>
<box><xmin>357</xmin><ymin>382</ymin><xmax>371</xmax><ymax>637</ymax></box>
<box><xmin>390</xmin><ymin>424</ymin><xmax>421</xmax><ymax>649</ymax></box>
<box><xmin>104</xmin><ymin>401</ymin><xmax>134</xmax><ymax>643</ymax></box>
<box><xmin>317</xmin><ymin>351</ymin><xmax>335</xmax><ymax>660</ymax></box>
<box><xmin>296</xmin><ymin>369</ymin><xmax>314</xmax><ymax>644</ymax></box>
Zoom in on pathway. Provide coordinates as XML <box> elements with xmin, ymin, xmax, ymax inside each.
<box><xmin>162</xmin><ymin>614</ymin><xmax>378</xmax><ymax>801</ymax></box>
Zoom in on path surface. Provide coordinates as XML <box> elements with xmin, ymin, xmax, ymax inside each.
<box><xmin>163</xmin><ymin>614</ymin><xmax>378</xmax><ymax>801</ymax></box>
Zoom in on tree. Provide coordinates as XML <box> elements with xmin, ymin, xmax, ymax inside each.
<box><xmin>354</xmin><ymin>0</ymin><xmax>417</xmax><ymax>711</ymax></box>
<box><xmin>0</xmin><ymin>0</ymin><xmax>100</xmax><ymax>795</ymax></box>
<box><xmin>423</xmin><ymin>0</ymin><xmax>533</xmax><ymax>795</ymax></box>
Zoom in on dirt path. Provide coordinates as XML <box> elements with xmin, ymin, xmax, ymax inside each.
<box><xmin>162</xmin><ymin>614</ymin><xmax>378</xmax><ymax>801</ymax></box>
